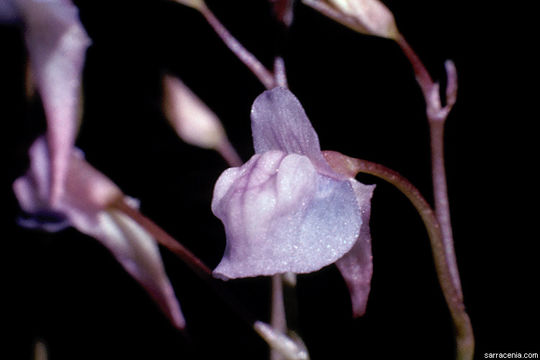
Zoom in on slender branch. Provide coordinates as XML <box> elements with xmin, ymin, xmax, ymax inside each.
<box><xmin>323</xmin><ymin>151</ymin><xmax>474</xmax><ymax>360</ymax></box>
<box><xmin>273</xmin><ymin>56</ymin><xmax>288</xmax><ymax>88</ymax></box>
<box><xmin>216</xmin><ymin>139</ymin><xmax>243</xmax><ymax>167</ymax></box>
<box><xmin>112</xmin><ymin>198</ymin><xmax>213</xmax><ymax>279</ymax></box>
<box><xmin>199</xmin><ymin>4</ymin><xmax>276</xmax><ymax>89</ymax></box>
<box><xmin>112</xmin><ymin>198</ymin><xmax>258</xmax><ymax>328</ymax></box>
<box><xmin>271</xmin><ymin>275</ymin><xmax>287</xmax><ymax>360</ymax></box>
<box><xmin>395</xmin><ymin>35</ymin><xmax>434</xmax><ymax>98</ymax></box>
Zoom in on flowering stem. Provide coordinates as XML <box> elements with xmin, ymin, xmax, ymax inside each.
<box><xmin>273</xmin><ymin>56</ymin><xmax>288</xmax><ymax>88</ymax></box>
<box><xmin>395</xmin><ymin>34</ymin><xmax>472</xmax><ymax>358</ymax></box>
<box><xmin>323</xmin><ymin>151</ymin><xmax>474</xmax><ymax>360</ymax></box>
<box><xmin>395</xmin><ymin>34</ymin><xmax>461</xmax><ymax>296</ymax></box>
<box><xmin>395</xmin><ymin>35</ymin><xmax>433</xmax><ymax>97</ymax></box>
<box><xmin>271</xmin><ymin>275</ymin><xmax>287</xmax><ymax>360</ymax></box>
<box><xmin>198</xmin><ymin>3</ymin><xmax>276</xmax><ymax>90</ymax></box>
<box><xmin>112</xmin><ymin>198</ymin><xmax>212</xmax><ymax>278</ymax></box>
<box><xmin>216</xmin><ymin>140</ymin><xmax>243</xmax><ymax>167</ymax></box>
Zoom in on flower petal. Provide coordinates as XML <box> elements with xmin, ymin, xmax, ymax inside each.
<box><xmin>328</xmin><ymin>0</ymin><xmax>398</xmax><ymax>39</ymax></box>
<box><xmin>212</xmin><ymin>151</ymin><xmax>362</xmax><ymax>279</ymax></box>
<box><xmin>251</xmin><ymin>87</ymin><xmax>335</xmax><ymax>176</ymax></box>
<box><xmin>13</xmin><ymin>137</ymin><xmax>123</xmax><ymax>218</ymax></box>
<box><xmin>335</xmin><ymin>180</ymin><xmax>375</xmax><ymax>317</ymax></box>
<box><xmin>18</xmin><ymin>0</ymin><xmax>91</xmax><ymax>204</ymax></box>
<box><xmin>13</xmin><ymin>138</ymin><xmax>69</xmax><ymax>231</ymax></box>
<box><xmin>75</xmin><ymin>208</ymin><xmax>186</xmax><ymax>329</ymax></box>
<box><xmin>13</xmin><ymin>136</ymin><xmax>185</xmax><ymax>329</ymax></box>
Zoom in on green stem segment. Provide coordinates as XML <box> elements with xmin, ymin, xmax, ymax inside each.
<box><xmin>323</xmin><ymin>151</ymin><xmax>474</xmax><ymax>360</ymax></box>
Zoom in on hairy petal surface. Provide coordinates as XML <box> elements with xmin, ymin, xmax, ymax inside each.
<box><xmin>212</xmin><ymin>150</ymin><xmax>361</xmax><ymax>279</ymax></box>
<box><xmin>13</xmin><ymin>137</ymin><xmax>185</xmax><ymax>329</ymax></box>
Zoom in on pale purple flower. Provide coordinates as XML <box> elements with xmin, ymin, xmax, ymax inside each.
<box><xmin>13</xmin><ymin>136</ymin><xmax>185</xmax><ymax>329</ymax></box>
<box><xmin>2</xmin><ymin>0</ymin><xmax>91</xmax><ymax>205</ymax></box>
<box><xmin>211</xmin><ymin>87</ymin><xmax>374</xmax><ymax>316</ymax></box>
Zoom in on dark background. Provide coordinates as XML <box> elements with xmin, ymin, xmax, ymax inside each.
<box><xmin>1</xmin><ymin>0</ymin><xmax>536</xmax><ymax>359</ymax></box>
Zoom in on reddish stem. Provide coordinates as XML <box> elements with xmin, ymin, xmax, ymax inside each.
<box><xmin>200</xmin><ymin>4</ymin><xmax>276</xmax><ymax>89</ymax></box>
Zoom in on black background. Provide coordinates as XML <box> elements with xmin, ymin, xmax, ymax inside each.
<box><xmin>1</xmin><ymin>1</ymin><xmax>537</xmax><ymax>359</ymax></box>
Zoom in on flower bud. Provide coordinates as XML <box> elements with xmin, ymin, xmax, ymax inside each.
<box><xmin>171</xmin><ymin>0</ymin><xmax>205</xmax><ymax>11</ymax></box>
<box><xmin>253</xmin><ymin>322</ymin><xmax>309</xmax><ymax>360</ymax></box>
<box><xmin>163</xmin><ymin>75</ymin><xmax>227</xmax><ymax>150</ymax></box>
<box><xmin>330</xmin><ymin>0</ymin><xmax>397</xmax><ymax>38</ymax></box>
<box><xmin>305</xmin><ymin>0</ymin><xmax>398</xmax><ymax>39</ymax></box>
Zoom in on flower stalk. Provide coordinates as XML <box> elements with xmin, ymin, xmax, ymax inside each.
<box><xmin>112</xmin><ymin>198</ymin><xmax>213</xmax><ymax>279</ymax></box>
<box><xmin>396</xmin><ymin>34</ymin><xmax>462</xmax><ymax>301</ymax></box>
<box><xmin>198</xmin><ymin>3</ymin><xmax>277</xmax><ymax>89</ymax></box>
<box><xmin>323</xmin><ymin>151</ymin><xmax>474</xmax><ymax>360</ymax></box>
<box><xmin>271</xmin><ymin>275</ymin><xmax>287</xmax><ymax>360</ymax></box>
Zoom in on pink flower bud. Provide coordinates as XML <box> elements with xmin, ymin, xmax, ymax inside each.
<box><xmin>304</xmin><ymin>0</ymin><xmax>398</xmax><ymax>39</ymax></box>
<box><xmin>171</xmin><ymin>0</ymin><xmax>205</xmax><ymax>11</ymax></box>
<box><xmin>163</xmin><ymin>75</ymin><xmax>227</xmax><ymax>150</ymax></box>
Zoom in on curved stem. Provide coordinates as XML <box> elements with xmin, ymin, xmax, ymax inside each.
<box><xmin>323</xmin><ymin>151</ymin><xmax>474</xmax><ymax>360</ymax></box>
<box><xmin>395</xmin><ymin>35</ymin><xmax>434</xmax><ymax>97</ymax></box>
<box><xmin>199</xmin><ymin>4</ymin><xmax>276</xmax><ymax>89</ymax></box>
<box><xmin>112</xmin><ymin>199</ymin><xmax>213</xmax><ymax>280</ymax></box>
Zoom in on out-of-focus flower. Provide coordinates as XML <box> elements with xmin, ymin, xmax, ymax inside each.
<box><xmin>162</xmin><ymin>74</ymin><xmax>243</xmax><ymax>167</ymax></box>
<box><xmin>13</xmin><ymin>136</ymin><xmax>185</xmax><ymax>329</ymax></box>
<box><xmin>211</xmin><ymin>87</ymin><xmax>374</xmax><ymax>316</ymax></box>
<box><xmin>254</xmin><ymin>321</ymin><xmax>309</xmax><ymax>360</ymax></box>
<box><xmin>163</xmin><ymin>75</ymin><xmax>226</xmax><ymax>150</ymax></box>
<box><xmin>1</xmin><ymin>0</ymin><xmax>91</xmax><ymax>205</ymax></box>
<box><xmin>171</xmin><ymin>0</ymin><xmax>205</xmax><ymax>11</ymax></box>
<box><xmin>303</xmin><ymin>0</ymin><xmax>398</xmax><ymax>39</ymax></box>
<box><xmin>0</xmin><ymin>0</ymin><xmax>17</xmax><ymax>23</ymax></box>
